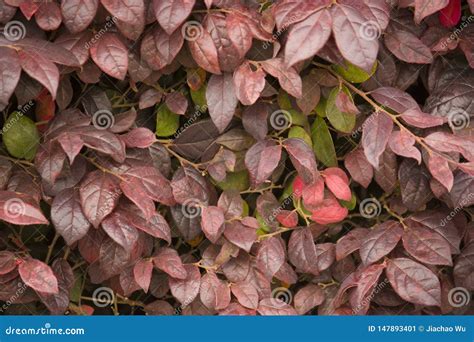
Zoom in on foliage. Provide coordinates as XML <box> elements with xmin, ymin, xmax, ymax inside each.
<box><xmin>0</xmin><ymin>0</ymin><xmax>473</xmax><ymax>316</ymax></box>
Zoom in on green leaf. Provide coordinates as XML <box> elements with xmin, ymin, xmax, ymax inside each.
<box><xmin>332</xmin><ymin>61</ymin><xmax>377</xmax><ymax>83</ymax></box>
<box><xmin>190</xmin><ymin>85</ymin><xmax>207</xmax><ymax>110</ymax></box>
<box><xmin>326</xmin><ymin>86</ymin><xmax>356</xmax><ymax>133</ymax></box>
<box><xmin>216</xmin><ymin>170</ymin><xmax>249</xmax><ymax>192</ymax></box>
<box><xmin>2</xmin><ymin>112</ymin><xmax>40</xmax><ymax>160</ymax></box>
<box><xmin>288</xmin><ymin>126</ymin><xmax>312</xmax><ymax>147</ymax></box>
<box><xmin>277</xmin><ymin>89</ymin><xmax>292</xmax><ymax>110</ymax></box>
<box><xmin>315</xmin><ymin>97</ymin><xmax>327</xmax><ymax>117</ymax></box>
<box><xmin>256</xmin><ymin>212</ymin><xmax>271</xmax><ymax>232</ymax></box>
<box><xmin>311</xmin><ymin>116</ymin><xmax>337</xmax><ymax>167</ymax></box>
<box><xmin>340</xmin><ymin>193</ymin><xmax>357</xmax><ymax>210</ymax></box>
<box><xmin>156</xmin><ymin>104</ymin><xmax>180</xmax><ymax>137</ymax></box>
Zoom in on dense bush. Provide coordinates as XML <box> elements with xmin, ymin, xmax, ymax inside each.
<box><xmin>0</xmin><ymin>0</ymin><xmax>473</xmax><ymax>316</ymax></box>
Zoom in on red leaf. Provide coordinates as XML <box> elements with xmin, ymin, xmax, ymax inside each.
<box><xmin>310</xmin><ymin>196</ymin><xmax>348</xmax><ymax>225</ymax></box>
<box><xmin>35</xmin><ymin>2</ymin><xmax>62</xmax><ymax>31</ymax></box>
<box><xmin>153</xmin><ymin>0</ymin><xmax>195</xmax><ymax>34</ymax></box>
<box><xmin>386</xmin><ymin>258</ymin><xmax>441</xmax><ymax>306</ymax></box>
<box><xmin>0</xmin><ymin>251</ymin><xmax>17</xmax><ymax>275</ymax></box>
<box><xmin>0</xmin><ymin>191</ymin><xmax>48</xmax><ymax>225</ymax></box>
<box><xmin>276</xmin><ymin>210</ymin><xmax>298</xmax><ymax>228</ymax></box>
<box><xmin>90</xmin><ymin>33</ymin><xmax>129</xmax><ymax>80</ymax></box>
<box><xmin>224</xmin><ymin>219</ymin><xmax>258</xmax><ymax>253</ymax></box>
<box><xmin>0</xmin><ymin>47</ymin><xmax>21</xmax><ymax>109</ymax></box>
<box><xmin>245</xmin><ymin>139</ymin><xmax>282</xmax><ymax>187</ymax></box>
<box><xmin>384</xmin><ymin>26</ymin><xmax>433</xmax><ymax>64</ymax></box>
<box><xmin>200</xmin><ymin>271</ymin><xmax>231</xmax><ymax>310</ymax></box>
<box><xmin>257</xmin><ymin>298</ymin><xmax>297</xmax><ymax>315</ymax></box>
<box><xmin>133</xmin><ymin>259</ymin><xmax>153</xmax><ymax>293</ymax></box>
<box><xmin>414</xmin><ymin>0</ymin><xmax>449</xmax><ymax>24</ymax></box>
<box><xmin>294</xmin><ymin>284</ymin><xmax>325</xmax><ymax>314</ymax></box>
<box><xmin>121</xmin><ymin>128</ymin><xmax>156</xmax><ymax>148</ymax></box>
<box><xmin>120</xmin><ymin>166</ymin><xmax>175</xmax><ymax>219</ymax></box>
<box><xmin>233</xmin><ymin>61</ymin><xmax>266</xmax><ymax>106</ymax></box>
<box><xmin>261</xmin><ymin>58</ymin><xmax>302</xmax><ymax>98</ymax></box>
<box><xmin>165</xmin><ymin>92</ymin><xmax>188</xmax><ymax>115</ymax></box>
<box><xmin>153</xmin><ymin>248</ymin><xmax>187</xmax><ymax>279</ymax></box>
<box><xmin>79</xmin><ymin>170</ymin><xmax>121</xmax><ymax>228</ymax></box>
<box><xmin>331</xmin><ymin>4</ymin><xmax>378</xmax><ymax>72</ymax></box>
<box><xmin>201</xmin><ymin>206</ymin><xmax>225</xmax><ymax>243</ymax></box>
<box><xmin>359</xmin><ymin>221</ymin><xmax>403</xmax><ymax>265</ymax></box>
<box><xmin>19</xmin><ymin>258</ymin><xmax>58</xmax><ymax>294</ymax></box>
<box><xmin>18</xmin><ymin>49</ymin><xmax>59</xmax><ymax>99</ymax></box>
<box><xmin>288</xmin><ymin>228</ymin><xmax>318</xmax><ymax>274</ymax></box>
<box><xmin>322</xmin><ymin>167</ymin><xmax>351</xmax><ymax>201</ymax></box>
<box><xmin>61</xmin><ymin>0</ymin><xmax>99</xmax><ymax>33</ymax></box>
<box><xmin>256</xmin><ymin>237</ymin><xmax>285</xmax><ymax>279</ymax></box>
<box><xmin>101</xmin><ymin>211</ymin><xmax>139</xmax><ymax>252</ymax></box>
<box><xmin>400</xmin><ymin>108</ymin><xmax>445</xmax><ymax>128</ymax></box>
<box><xmin>187</xmin><ymin>29</ymin><xmax>221</xmax><ymax>74</ymax></box>
<box><xmin>51</xmin><ymin>188</ymin><xmax>90</xmax><ymax>245</ymax></box>
<box><xmin>101</xmin><ymin>0</ymin><xmax>145</xmax><ymax>27</ymax></box>
<box><xmin>344</xmin><ymin>148</ymin><xmax>373</xmax><ymax>188</ymax></box>
<box><xmin>231</xmin><ymin>282</ymin><xmax>259</xmax><ymax>310</ymax></box>
<box><xmin>169</xmin><ymin>264</ymin><xmax>201</xmax><ymax>306</ymax></box>
<box><xmin>362</xmin><ymin>111</ymin><xmax>393</xmax><ymax>168</ymax></box>
<box><xmin>301</xmin><ymin>177</ymin><xmax>325</xmax><ymax>210</ymax></box>
<box><xmin>388</xmin><ymin>129</ymin><xmax>421</xmax><ymax>164</ymax></box>
<box><xmin>402</xmin><ymin>223</ymin><xmax>453</xmax><ymax>266</ymax></box>
<box><xmin>206</xmin><ymin>73</ymin><xmax>238</xmax><ymax>133</ymax></box>
<box><xmin>439</xmin><ymin>0</ymin><xmax>461</xmax><ymax>28</ymax></box>
<box><xmin>284</xmin><ymin>138</ymin><xmax>319</xmax><ymax>184</ymax></box>
<box><xmin>284</xmin><ymin>9</ymin><xmax>332</xmax><ymax>67</ymax></box>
